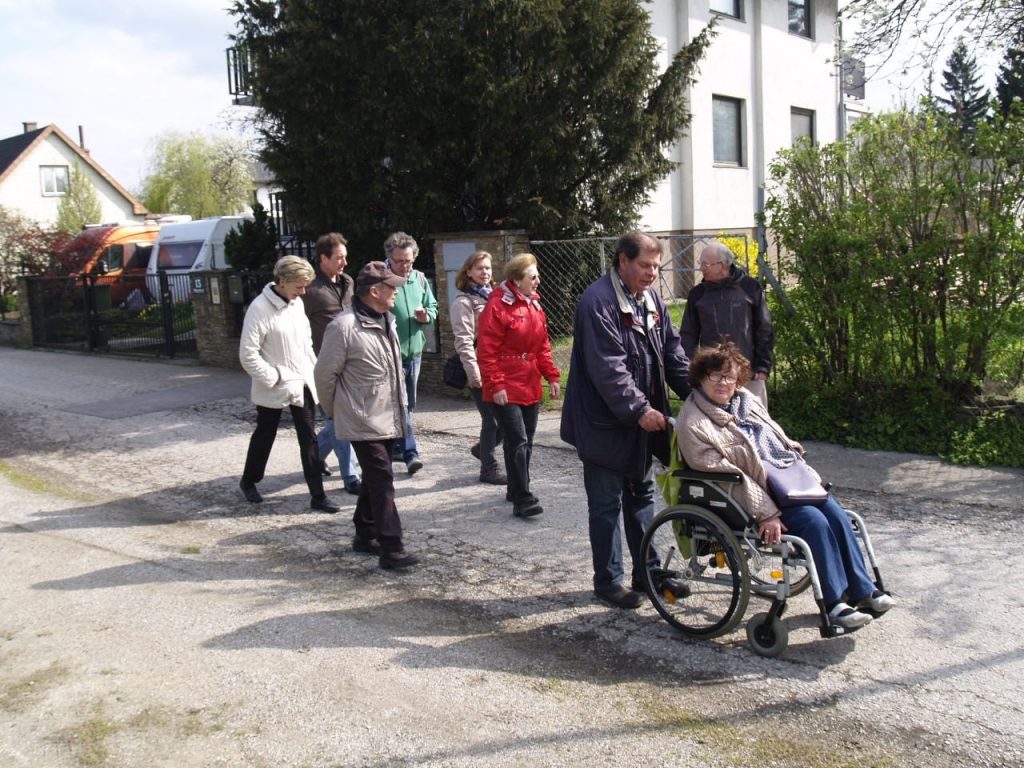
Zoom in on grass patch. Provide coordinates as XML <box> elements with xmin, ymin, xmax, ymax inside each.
<box><xmin>56</xmin><ymin>703</ymin><xmax>227</xmax><ymax>766</ymax></box>
<box><xmin>0</xmin><ymin>460</ymin><xmax>97</xmax><ymax>502</ymax></box>
<box><xmin>637</xmin><ymin>693</ymin><xmax>894</xmax><ymax>768</ymax></box>
<box><xmin>58</xmin><ymin>710</ymin><xmax>119</xmax><ymax>768</ymax></box>
<box><xmin>0</xmin><ymin>662</ymin><xmax>71</xmax><ymax>711</ymax></box>
<box><xmin>180</xmin><ymin>545</ymin><xmax>201</xmax><ymax>555</ymax></box>
<box><xmin>0</xmin><ymin>461</ymin><xmax>54</xmax><ymax>495</ymax></box>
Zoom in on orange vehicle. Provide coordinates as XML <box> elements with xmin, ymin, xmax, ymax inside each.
<box><xmin>65</xmin><ymin>222</ymin><xmax>162</xmax><ymax>308</ymax></box>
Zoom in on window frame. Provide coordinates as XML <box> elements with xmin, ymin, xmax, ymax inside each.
<box><xmin>40</xmin><ymin>165</ymin><xmax>70</xmax><ymax>196</ymax></box>
<box><xmin>709</xmin><ymin>0</ymin><xmax>742</xmax><ymax>19</ymax></box>
<box><xmin>790</xmin><ymin>107</ymin><xmax>816</xmax><ymax>146</ymax></box>
<box><xmin>712</xmin><ymin>95</ymin><xmax>745</xmax><ymax>167</ymax></box>
<box><xmin>788</xmin><ymin>0</ymin><xmax>812</xmax><ymax>38</ymax></box>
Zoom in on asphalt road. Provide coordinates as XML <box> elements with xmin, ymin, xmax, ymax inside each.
<box><xmin>1</xmin><ymin>347</ymin><xmax>1022</xmax><ymax>768</ymax></box>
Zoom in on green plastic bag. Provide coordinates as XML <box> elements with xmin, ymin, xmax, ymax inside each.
<box><xmin>655</xmin><ymin>428</ymin><xmax>682</xmax><ymax>506</ymax></box>
<box><xmin>655</xmin><ymin>428</ymin><xmax>693</xmax><ymax>559</ymax></box>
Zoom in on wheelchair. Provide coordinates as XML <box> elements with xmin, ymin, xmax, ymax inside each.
<box><xmin>640</xmin><ymin>467</ymin><xmax>887</xmax><ymax>657</ymax></box>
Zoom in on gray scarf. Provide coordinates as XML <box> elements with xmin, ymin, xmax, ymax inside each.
<box><xmin>724</xmin><ymin>389</ymin><xmax>798</xmax><ymax>469</ymax></box>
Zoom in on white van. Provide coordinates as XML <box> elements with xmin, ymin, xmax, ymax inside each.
<box><xmin>146</xmin><ymin>216</ymin><xmax>248</xmax><ymax>300</ymax></box>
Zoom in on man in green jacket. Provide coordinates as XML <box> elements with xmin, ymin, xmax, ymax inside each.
<box><xmin>384</xmin><ymin>231</ymin><xmax>438</xmax><ymax>475</ymax></box>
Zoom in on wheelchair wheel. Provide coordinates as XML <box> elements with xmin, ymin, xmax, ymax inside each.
<box><xmin>640</xmin><ymin>505</ymin><xmax>749</xmax><ymax>638</ymax></box>
<box><xmin>746</xmin><ymin>611</ymin><xmax>789</xmax><ymax>657</ymax></box>
<box><xmin>747</xmin><ymin>543</ymin><xmax>811</xmax><ymax>598</ymax></box>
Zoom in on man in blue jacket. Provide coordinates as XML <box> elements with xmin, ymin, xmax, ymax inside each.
<box><xmin>561</xmin><ymin>231</ymin><xmax>691</xmax><ymax>609</ymax></box>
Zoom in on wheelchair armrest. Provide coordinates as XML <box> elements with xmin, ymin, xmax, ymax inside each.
<box><xmin>672</xmin><ymin>468</ymin><xmax>743</xmax><ymax>485</ymax></box>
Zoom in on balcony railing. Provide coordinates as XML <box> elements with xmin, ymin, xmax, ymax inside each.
<box><xmin>226</xmin><ymin>46</ymin><xmax>254</xmax><ymax>106</ymax></box>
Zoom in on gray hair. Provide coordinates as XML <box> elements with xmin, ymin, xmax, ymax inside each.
<box><xmin>383</xmin><ymin>231</ymin><xmax>419</xmax><ymax>259</ymax></box>
<box><xmin>273</xmin><ymin>254</ymin><xmax>315</xmax><ymax>285</ymax></box>
<box><xmin>701</xmin><ymin>241</ymin><xmax>735</xmax><ymax>266</ymax></box>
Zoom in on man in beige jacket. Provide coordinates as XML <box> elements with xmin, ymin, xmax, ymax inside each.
<box><xmin>314</xmin><ymin>261</ymin><xmax>419</xmax><ymax>570</ymax></box>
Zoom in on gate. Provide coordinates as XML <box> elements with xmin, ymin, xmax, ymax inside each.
<box><xmin>25</xmin><ymin>271</ymin><xmax>197</xmax><ymax>359</ymax></box>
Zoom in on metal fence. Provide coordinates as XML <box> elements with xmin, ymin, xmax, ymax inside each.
<box><xmin>25</xmin><ymin>271</ymin><xmax>198</xmax><ymax>358</ymax></box>
<box><xmin>529</xmin><ymin>233</ymin><xmax>754</xmax><ymax>339</ymax></box>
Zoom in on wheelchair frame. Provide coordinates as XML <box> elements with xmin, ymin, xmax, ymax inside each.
<box><xmin>640</xmin><ymin>467</ymin><xmax>887</xmax><ymax>657</ymax></box>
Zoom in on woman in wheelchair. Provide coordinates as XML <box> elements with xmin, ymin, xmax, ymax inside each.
<box><xmin>676</xmin><ymin>342</ymin><xmax>895</xmax><ymax>630</ymax></box>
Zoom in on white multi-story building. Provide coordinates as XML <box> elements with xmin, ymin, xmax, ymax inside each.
<box><xmin>640</xmin><ymin>0</ymin><xmax>844</xmax><ymax>235</ymax></box>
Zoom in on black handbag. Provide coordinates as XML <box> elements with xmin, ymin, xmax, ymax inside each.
<box><xmin>443</xmin><ymin>353</ymin><xmax>467</xmax><ymax>389</ymax></box>
<box><xmin>764</xmin><ymin>458</ymin><xmax>828</xmax><ymax>507</ymax></box>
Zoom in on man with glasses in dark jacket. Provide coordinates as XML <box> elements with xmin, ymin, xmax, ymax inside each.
<box><xmin>681</xmin><ymin>240</ymin><xmax>774</xmax><ymax>408</ymax></box>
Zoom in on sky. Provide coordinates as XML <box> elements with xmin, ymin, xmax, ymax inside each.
<box><xmin>1</xmin><ymin>0</ymin><xmax>244</xmax><ymax>195</ymax></box>
<box><xmin>0</xmin><ymin>1</ymin><xmax>1006</xmax><ymax>200</ymax></box>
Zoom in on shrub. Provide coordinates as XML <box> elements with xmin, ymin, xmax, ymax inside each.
<box><xmin>945</xmin><ymin>410</ymin><xmax>1024</xmax><ymax>467</ymax></box>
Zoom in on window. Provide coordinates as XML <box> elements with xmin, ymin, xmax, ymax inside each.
<box><xmin>791</xmin><ymin>108</ymin><xmax>815</xmax><ymax>145</ymax></box>
<box><xmin>710</xmin><ymin>0</ymin><xmax>741</xmax><ymax>18</ymax></box>
<box><xmin>127</xmin><ymin>243</ymin><xmax>153</xmax><ymax>270</ymax></box>
<box><xmin>157</xmin><ymin>241</ymin><xmax>203</xmax><ymax>269</ymax></box>
<box><xmin>788</xmin><ymin>0</ymin><xmax>811</xmax><ymax>37</ymax></box>
<box><xmin>712</xmin><ymin>96</ymin><xmax>744</xmax><ymax>165</ymax></box>
<box><xmin>103</xmin><ymin>245</ymin><xmax>125</xmax><ymax>271</ymax></box>
<box><xmin>41</xmin><ymin>165</ymin><xmax>69</xmax><ymax>196</ymax></box>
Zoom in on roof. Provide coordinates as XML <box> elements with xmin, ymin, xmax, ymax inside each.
<box><xmin>0</xmin><ymin>123</ymin><xmax>147</xmax><ymax>216</ymax></box>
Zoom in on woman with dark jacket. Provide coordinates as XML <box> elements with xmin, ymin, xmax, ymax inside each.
<box><xmin>477</xmin><ymin>253</ymin><xmax>560</xmax><ymax>518</ymax></box>
<box><xmin>450</xmin><ymin>250</ymin><xmax>505</xmax><ymax>485</ymax></box>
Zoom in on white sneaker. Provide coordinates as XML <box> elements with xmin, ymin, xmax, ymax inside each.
<box><xmin>858</xmin><ymin>590</ymin><xmax>895</xmax><ymax>614</ymax></box>
<box><xmin>828</xmin><ymin>602</ymin><xmax>873</xmax><ymax>629</ymax></box>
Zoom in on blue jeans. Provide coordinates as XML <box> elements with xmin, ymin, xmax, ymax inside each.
<box><xmin>583</xmin><ymin>461</ymin><xmax>656</xmax><ymax>591</ymax></box>
<box><xmin>781</xmin><ymin>495</ymin><xmax>877</xmax><ymax>607</ymax></box>
<box><xmin>493</xmin><ymin>402</ymin><xmax>538</xmax><ymax>505</ymax></box>
<box><xmin>315</xmin><ymin>407</ymin><xmax>360</xmax><ymax>484</ymax></box>
<box><xmin>398</xmin><ymin>355</ymin><xmax>421</xmax><ymax>463</ymax></box>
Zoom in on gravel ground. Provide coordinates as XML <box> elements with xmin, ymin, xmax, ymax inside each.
<box><xmin>1</xmin><ymin>348</ymin><xmax>1022</xmax><ymax>768</ymax></box>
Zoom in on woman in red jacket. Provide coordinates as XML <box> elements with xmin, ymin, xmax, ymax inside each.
<box><xmin>477</xmin><ymin>253</ymin><xmax>561</xmax><ymax>518</ymax></box>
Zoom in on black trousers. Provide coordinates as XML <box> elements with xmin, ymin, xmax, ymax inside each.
<box><xmin>350</xmin><ymin>439</ymin><xmax>404</xmax><ymax>554</ymax></box>
<box><xmin>493</xmin><ymin>402</ymin><xmax>539</xmax><ymax>505</ymax></box>
<box><xmin>241</xmin><ymin>387</ymin><xmax>324</xmax><ymax>499</ymax></box>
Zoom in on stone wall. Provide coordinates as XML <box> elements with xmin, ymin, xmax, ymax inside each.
<box><xmin>193</xmin><ymin>271</ymin><xmax>246</xmax><ymax>371</ymax></box>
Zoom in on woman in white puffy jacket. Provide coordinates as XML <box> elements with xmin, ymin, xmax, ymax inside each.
<box><xmin>238</xmin><ymin>255</ymin><xmax>338</xmax><ymax>513</ymax></box>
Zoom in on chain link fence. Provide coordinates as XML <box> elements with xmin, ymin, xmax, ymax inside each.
<box><xmin>529</xmin><ymin>233</ymin><xmax>755</xmax><ymax>341</ymax></box>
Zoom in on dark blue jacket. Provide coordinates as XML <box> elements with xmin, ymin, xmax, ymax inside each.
<box><xmin>560</xmin><ymin>271</ymin><xmax>690</xmax><ymax>479</ymax></box>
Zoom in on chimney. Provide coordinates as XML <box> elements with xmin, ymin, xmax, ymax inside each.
<box><xmin>23</xmin><ymin>121</ymin><xmax>38</xmax><ymax>133</ymax></box>
<box><xmin>78</xmin><ymin>125</ymin><xmax>89</xmax><ymax>154</ymax></box>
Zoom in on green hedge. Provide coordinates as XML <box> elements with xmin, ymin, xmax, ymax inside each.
<box><xmin>769</xmin><ymin>378</ymin><xmax>1024</xmax><ymax>468</ymax></box>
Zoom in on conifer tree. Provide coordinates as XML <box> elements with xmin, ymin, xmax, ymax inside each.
<box><xmin>230</xmin><ymin>0</ymin><xmax>715</xmax><ymax>245</ymax></box>
<box><xmin>937</xmin><ymin>39</ymin><xmax>991</xmax><ymax>146</ymax></box>
<box><xmin>995</xmin><ymin>32</ymin><xmax>1024</xmax><ymax>117</ymax></box>
<box><xmin>224</xmin><ymin>202</ymin><xmax>277</xmax><ymax>271</ymax></box>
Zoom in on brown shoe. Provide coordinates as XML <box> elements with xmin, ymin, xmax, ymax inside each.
<box><xmin>479</xmin><ymin>466</ymin><xmax>507</xmax><ymax>485</ymax></box>
<box><xmin>352</xmin><ymin>536</ymin><xmax>382</xmax><ymax>555</ymax></box>
<box><xmin>379</xmin><ymin>551</ymin><xmax>420</xmax><ymax>570</ymax></box>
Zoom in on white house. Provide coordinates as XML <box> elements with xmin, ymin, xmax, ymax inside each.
<box><xmin>641</xmin><ymin>0</ymin><xmax>845</xmax><ymax>235</ymax></box>
<box><xmin>0</xmin><ymin>122</ymin><xmax>147</xmax><ymax>227</ymax></box>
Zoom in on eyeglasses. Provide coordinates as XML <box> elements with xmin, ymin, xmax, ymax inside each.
<box><xmin>699</xmin><ymin>260</ymin><xmax>724</xmax><ymax>269</ymax></box>
<box><xmin>707</xmin><ymin>372</ymin><xmax>738</xmax><ymax>385</ymax></box>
